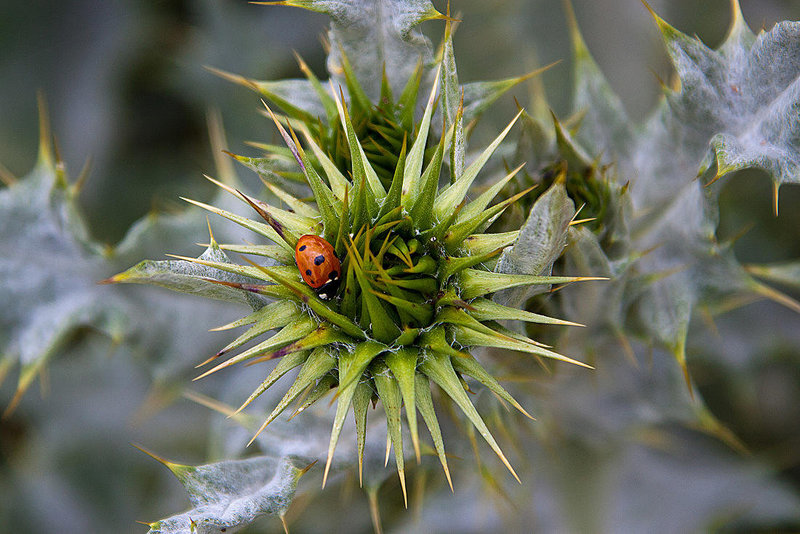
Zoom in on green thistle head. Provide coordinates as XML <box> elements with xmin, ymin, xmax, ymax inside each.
<box><xmin>148</xmin><ymin>68</ymin><xmax>598</xmax><ymax>503</ymax></box>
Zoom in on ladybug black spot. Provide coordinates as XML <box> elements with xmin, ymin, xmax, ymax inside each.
<box><xmin>305</xmin><ymin>269</ymin><xmax>312</xmax><ymax>275</ymax></box>
<box><xmin>329</xmin><ymin>271</ymin><xmax>338</xmax><ymax>280</ymax></box>
<box><xmin>314</xmin><ymin>255</ymin><xmax>325</xmax><ymax>265</ymax></box>
<box><xmin>298</xmin><ymin>245</ymin><xmax>306</xmax><ymax>251</ymax></box>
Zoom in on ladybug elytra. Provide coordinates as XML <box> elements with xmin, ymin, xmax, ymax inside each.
<box><xmin>295</xmin><ymin>235</ymin><xmax>341</xmax><ymax>299</ymax></box>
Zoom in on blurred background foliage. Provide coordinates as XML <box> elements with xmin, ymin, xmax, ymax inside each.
<box><xmin>1</xmin><ymin>1</ymin><xmax>800</xmax><ymax>533</ymax></box>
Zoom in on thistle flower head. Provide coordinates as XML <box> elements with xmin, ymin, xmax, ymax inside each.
<box><xmin>154</xmin><ymin>62</ymin><xmax>602</xmax><ymax>504</ymax></box>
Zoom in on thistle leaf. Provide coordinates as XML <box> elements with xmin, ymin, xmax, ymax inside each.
<box><xmin>440</xmin><ymin>13</ymin><xmax>465</xmax><ymax>180</ymax></box>
<box><xmin>234</xmin><ymin>350</ymin><xmax>310</xmax><ymax>415</ymax></box>
<box><xmin>377</xmin><ymin>136</ymin><xmax>408</xmax><ymax>220</ymax></box>
<box><xmin>0</xmin><ymin>151</ymin><xmax>127</xmax><ymax>414</ymax></box>
<box><xmin>143</xmin><ymin>454</ymin><xmax>309</xmax><ymax>534</ymax></box>
<box><xmin>461</xmin><ymin>66</ymin><xmax>552</xmax><ymax>125</ymax></box>
<box><xmin>329</xmin><ymin>89</ymin><xmax>384</xmax><ymax>215</ymax></box>
<box><xmin>403</xmin><ymin>67</ymin><xmax>440</xmax><ymax>205</ymax></box>
<box><xmin>299</xmin><ymin>126</ymin><xmax>350</xmax><ymax>201</ymax></box>
<box><xmin>211</xmin><ymin>300</ymin><xmax>303</xmax><ymax>357</ymax></box>
<box><xmin>210</xmin><ymin>67</ymin><xmax>325</xmax><ymax>123</ymax></box>
<box><xmin>654</xmin><ymin>10</ymin><xmax>799</xmax><ymax>190</ymax></box>
<box><xmin>180</xmin><ymin>197</ymin><xmax>292</xmax><ymax>253</ymax></box>
<box><xmin>746</xmin><ymin>261</ymin><xmax>800</xmax><ymax>292</ymax></box>
<box><xmin>108</xmin><ymin>244</ymin><xmax>272</xmax><ymax>309</ymax></box>
<box><xmin>263</xmin><ymin>180</ymin><xmax>320</xmax><ymax>220</ymax></box>
<box><xmin>494</xmin><ymin>181</ymin><xmax>576</xmax><ymax>307</ymax></box>
<box><xmin>409</xmin><ymin>126</ymin><xmax>446</xmax><ymax>230</ymax></box>
<box><xmin>462</xmin><ymin>231</ymin><xmax>520</xmax><ymax>257</ymax></box>
<box><xmin>352</xmin><ymin>379</ymin><xmax>373</xmax><ymax>485</ymax></box>
<box><xmin>466</xmin><ymin>297</ymin><xmax>583</xmax><ymax>327</ymax></box>
<box><xmin>265</xmin><ymin>0</ymin><xmax>441</xmax><ymax>99</ymax></box>
<box><xmin>195</xmin><ymin>316</ymin><xmax>317</xmax><ymax>379</ymax></box>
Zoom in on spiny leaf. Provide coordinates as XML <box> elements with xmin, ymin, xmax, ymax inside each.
<box><xmin>440</xmin><ymin>8</ymin><xmax>465</xmax><ymax>181</ymax></box>
<box><xmin>331</xmin><ymin>86</ymin><xmax>386</xmax><ymax>202</ymax></box>
<box><xmin>265</xmin><ymin>105</ymin><xmax>341</xmax><ymax>236</ymax></box>
<box><xmin>444</xmin><ymin>187</ymin><xmax>535</xmax><ymax>251</ymax></box>
<box><xmin>462</xmin><ymin>231</ymin><xmax>519</xmax><ymax>257</ymax></box>
<box><xmin>466</xmin><ymin>297</ymin><xmax>584</xmax><ymax>327</ymax></box>
<box><xmin>440</xmin><ymin>247</ymin><xmax>504</xmax><ymax>281</ymax></box>
<box><xmin>746</xmin><ymin>261</ymin><xmax>800</xmax><ymax>292</ymax></box>
<box><xmin>234</xmin><ymin>350</ymin><xmax>310</xmax><ymax>415</ymax></box>
<box><xmin>352</xmin><ymin>379</ymin><xmax>373</xmax><ymax>485</ymax></box>
<box><xmin>377</xmin><ymin>135</ymin><xmax>408</xmax><ymax>220</ymax></box>
<box><xmin>294</xmin><ymin>50</ymin><xmax>338</xmax><ymax>122</ymax></box>
<box><xmin>371</xmin><ymin>359</ymin><xmax>408</xmax><ymax>507</ymax></box>
<box><xmin>323</xmin><ymin>341</ymin><xmax>386</xmax><ymax>487</ymax></box>
<box><xmin>142</xmin><ymin>453</ymin><xmax>309</xmax><ymax>534</ymax></box>
<box><xmin>214</xmin><ymin>243</ymin><xmax>295</xmax><ymax>265</ymax></box>
<box><xmin>650</xmin><ymin>3</ymin><xmax>800</xmax><ymax>192</ymax></box>
<box><xmin>299</xmin><ymin>125</ymin><xmax>350</xmax><ymax>201</ymax></box>
<box><xmin>249</xmin><ymin>346</ymin><xmax>337</xmax><ymax>444</ymax></box>
<box><xmin>261</xmin><ymin>0</ymin><xmax>442</xmax><ymax>99</ymax></box>
<box><xmin>403</xmin><ymin>66</ymin><xmax>441</xmax><ymax>204</ymax></box>
<box><xmin>263</xmin><ymin>180</ymin><xmax>320</xmax><ymax>219</ymax></box>
<box><xmin>456</xmin><ymin>163</ymin><xmax>525</xmax><ymax>224</ymax></box>
<box><xmin>195</xmin><ymin>315</ymin><xmax>317</xmax><ymax>379</ymax></box>
<box><xmin>385</xmin><ymin>348</ymin><xmax>421</xmax><ymax>462</ymax></box>
<box><xmin>180</xmin><ymin>197</ymin><xmax>292</xmax><ymax>253</ymax></box>
<box><xmin>107</xmin><ymin>245</ymin><xmax>271</xmax><ymax>309</ymax></box>
<box><xmin>414</xmin><ymin>373</ymin><xmax>453</xmax><ymax>491</ymax></box>
<box><xmin>450</xmin><ymin>353</ymin><xmax>534</xmax><ymax>419</ymax></box>
<box><xmin>461</xmin><ymin>63</ymin><xmax>557</xmax><ymax>124</ymax></box>
<box><xmin>458</xmin><ymin>268</ymin><xmax>602</xmax><ymax>300</ymax></box>
<box><xmin>206</xmin><ymin>300</ymin><xmax>303</xmax><ymax>359</ymax></box>
<box><xmin>409</xmin><ymin>123</ymin><xmax>448</xmax><ymax>230</ymax></box>
<box><xmin>564</xmin><ymin>0</ymin><xmax>633</xmax><ymax>161</ymax></box>
<box><xmin>419</xmin><ymin>350</ymin><xmax>520</xmax><ymax>483</ymax></box>
<box><xmin>452</xmin><ymin>324</ymin><xmax>592</xmax><ymax>369</ymax></box>
<box><xmin>207</xmin><ymin>65</ymin><xmax>323</xmax><ymax>123</ymax></box>
<box><xmin>495</xmin><ymin>180</ymin><xmax>576</xmax><ymax>307</ymax></box>
<box><xmin>435</xmin><ymin>109</ymin><xmax>523</xmax><ymax>219</ymax></box>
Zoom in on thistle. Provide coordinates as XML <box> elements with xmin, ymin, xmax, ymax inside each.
<box><xmin>111</xmin><ymin>54</ymin><xmax>601</xmax><ymax>504</ymax></box>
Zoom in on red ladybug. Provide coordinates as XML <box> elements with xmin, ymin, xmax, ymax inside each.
<box><xmin>295</xmin><ymin>235</ymin><xmax>341</xmax><ymax>299</ymax></box>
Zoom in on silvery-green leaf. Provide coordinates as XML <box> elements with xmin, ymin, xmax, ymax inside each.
<box><xmin>0</xmin><ymin>156</ymin><xmax>128</xmax><ymax>412</ymax></box>
<box><xmin>495</xmin><ymin>181</ymin><xmax>575</xmax><ymax>307</ymax></box>
<box><xmin>145</xmin><ymin>455</ymin><xmax>307</xmax><ymax>534</ymax></box>
<box><xmin>652</xmin><ymin>7</ymin><xmax>800</xmax><ymax>194</ymax></box>
<box><xmin>109</xmin><ymin>243</ymin><xmax>270</xmax><ymax>309</ymax></box>
<box><xmin>274</xmin><ymin>0</ymin><xmax>441</xmax><ymax>99</ymax></box>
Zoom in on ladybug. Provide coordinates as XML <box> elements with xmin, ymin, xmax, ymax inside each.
<box><xmin>295</xmin><ymin>235</ymin><xmax>341</xmax><ymax>300</ymax></box>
